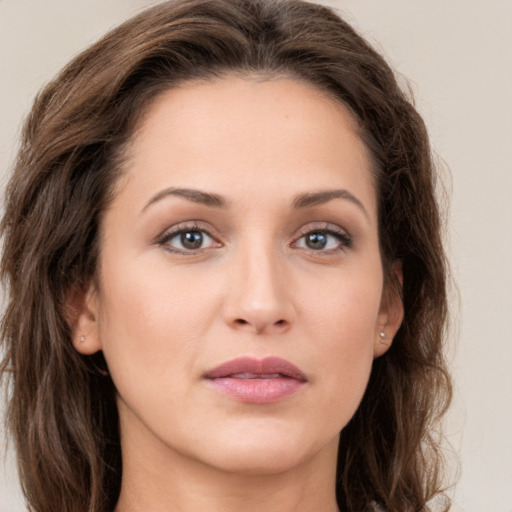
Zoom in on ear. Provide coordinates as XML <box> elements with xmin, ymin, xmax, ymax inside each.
<box><xmin>65</xmin><ymin>281</ymin><xmax>102</xmax><ymax>355</ymax></box>
<box><xmin>374</xmin><ymin>262</ymin><xmax>404</xmax><ymax>358</ymax></box>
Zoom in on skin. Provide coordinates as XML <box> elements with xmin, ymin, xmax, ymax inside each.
<box><xmin>73</xmin><ymin>76</ymin><xmax>403</xmax><ymax>512</ymax></box>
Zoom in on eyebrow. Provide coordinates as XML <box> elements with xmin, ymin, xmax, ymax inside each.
<box><xmin>142</xmin><ymin>186</ymin><xmax>368</xmax><ymax>218</ymax></box>
<box><xmin>292</xmin><ymin>189</ymin><xmax>368</xmax><ymax>217</ymax></box>
<box><xmin>142</xmin><ymin>187</ymin><xmax>226</xmax><ymax>212</ymax></box>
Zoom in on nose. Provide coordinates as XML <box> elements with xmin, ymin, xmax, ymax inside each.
<box><xmin>222</xmin><ymin>243</ymin><xmax>296</xmax><ymax>335</ymax></box>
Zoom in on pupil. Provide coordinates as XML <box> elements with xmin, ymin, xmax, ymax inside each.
<box><xmin>181</xmin><ymin>231</ymin><xmax>203</xmax><ymax>249</ymax></box>
<box><xmin>306</xmin><ymin>232</ymin><xmax>327</xmax><ymax>249</ymax></box>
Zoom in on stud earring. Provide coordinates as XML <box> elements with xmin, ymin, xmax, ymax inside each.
<box><xmin>379</xmin><ymin>332</ymin><xmax>388</xmax><ymax>343</ymax></box>
<box><xmin>79</xmin><ymin>335</ymin><xmax>85</xmax><ymax>342</ymax></box>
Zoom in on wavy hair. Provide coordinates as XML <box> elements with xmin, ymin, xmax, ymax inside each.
<box><xmin>1</xmin><ymin>0</ymin><xmax>452</xmax><ymax>510</ymax></box>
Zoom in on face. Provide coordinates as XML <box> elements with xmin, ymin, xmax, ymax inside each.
<box><xmin>74</xmin><ymin>76</ymin><xmax>402</xmax><ymax>476</ymax></box>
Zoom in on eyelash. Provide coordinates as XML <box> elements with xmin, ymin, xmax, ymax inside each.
<box><xmin>155</xmin><ymin>222</ymin><xmax>220</xmax><ymax>254</ymax></box>
<box><xmin>291</xmin><ymin>223</ymin><xmax>353</xmax><ymax>254</ymax></box>
<box><xmin>155</xmin><ymin>222</ymin><xmax>352</xmax><ymax>255</ymax></box>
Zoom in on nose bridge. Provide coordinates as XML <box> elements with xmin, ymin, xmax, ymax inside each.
<box><xmin>224</xmin><ymin>232</ymin><xmax>295</xmax><ymax>334</ymax></box>
<box><xmin>244</xmin><ymin>239</ymin><xmax>283</xmax><ymax>302</ymax></box>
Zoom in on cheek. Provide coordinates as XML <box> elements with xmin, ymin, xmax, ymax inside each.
<box><xmin>95</xmin><ymin>255</ymin><xmax>220</xmax><ymax>391</ymax></box>
<box><xmin>298</xmin><ymin>266</ymin><xmax>382</xmax><ymax>421</ymax></box>
<box><xmin>301</xmin><ymin>262</ymin><xmax>383</xmax><ymax>346</ymax></box>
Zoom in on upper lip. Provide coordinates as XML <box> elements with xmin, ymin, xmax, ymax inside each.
<box><xmin>204</xmin><ymin>356</ymin><xmax>308</xmax><ymax>382</ymax></box>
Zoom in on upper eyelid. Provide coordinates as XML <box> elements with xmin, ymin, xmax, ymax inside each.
<box><xmin>154</xmin><ymin>220</ymin><xmax>351</xmax><ymax>246</ymax></box>
<box><xmin>291</xmin><ymin>222</ymin><xmax>353</xmax><ymax>251</ymax></box>
<box><xmin>155</xmin><ymin>224</ymin><xmax>221</xmax><ymax>255</ymax></box>
<box><xmin>156</xmin><ymin>221</ymin><xmax>219</xmax><ymax>241</ymax></box>
<box><xmin>293</xmin><ymin>221</ymin><xmax>350</xmax><ymax>238</ymax></box>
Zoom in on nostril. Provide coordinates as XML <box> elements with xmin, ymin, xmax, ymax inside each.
<box><xmin>229</xmin><ymin>314</ymin><xmax>292</xmax><ymax>333</ymax></box>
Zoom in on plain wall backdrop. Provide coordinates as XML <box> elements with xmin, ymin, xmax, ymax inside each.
<box><xmin>1</xmin><ymin>1</ymin><xmax>511</xmax><ymax>511</ymax></box>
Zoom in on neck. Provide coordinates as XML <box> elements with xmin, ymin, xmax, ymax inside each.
<box><xmin>114</xmin><ymin>425</ymin><xmax>341</xmax><ymax>512</ymax></box>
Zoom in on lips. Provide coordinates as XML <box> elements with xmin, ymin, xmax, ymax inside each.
<box><xmin>204</xmin><ymin>356</ymin><xmax>308</xmax><ymax>381</ymax></box>
<box><xmin>203</xmin><ymin>356</ymin><xmax>308</xmax><ymax>403</ymax></box>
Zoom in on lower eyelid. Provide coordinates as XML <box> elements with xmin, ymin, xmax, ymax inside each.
<box><xmin>156</xmin><ymin>224</ymin><xmax>220</xmax><ymax>250</ymax></box>
<box><xmin>155</xmin><ymin>222</ymin><xmax>352</xmax><ymax>253</ymax></box>
<box><xmin>295</xmin><ymin>232</ymin><xmax>350</xmax><ymax>249</ymax></box>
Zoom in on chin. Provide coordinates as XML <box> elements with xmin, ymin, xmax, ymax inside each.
<box><xmin>192</xmin><ymin>425</ymin><xmax>338</xmax><ymax>476</ymax></box>
<box><xmin>209</xmin><ymin>447</ymin><xmax>310</xmax><ymax>476</ymax></box>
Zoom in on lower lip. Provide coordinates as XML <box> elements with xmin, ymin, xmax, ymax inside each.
<box><xmin>206</xmin><ymin>377</ymin><xmax>306</xmax><ymax>403</ymax></box>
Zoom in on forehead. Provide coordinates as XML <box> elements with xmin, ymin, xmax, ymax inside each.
<box><xmin>117</xmin><ymin>76</ymin><xmax>377</xmax><ymax>217</ymax></box>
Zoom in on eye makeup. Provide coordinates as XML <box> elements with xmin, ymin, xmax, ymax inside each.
<box><xmin>155</xmin><ymin>221</ymin><xmax>222</xmax><ymax>255</ymax></box>
<box><xmin>291</xmin><ymin>221</ymin><xmax>353</xmax><ymax>255</ymax></box>
<box><xmin>154</xmin><ymin>218</ymin><xmax>353</xmax><ymax>259</ymax></box>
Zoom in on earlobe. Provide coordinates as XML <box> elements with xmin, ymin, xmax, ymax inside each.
<box><xmin>66</xmin><ymin>283</ymin><xmax>102</xmax><ymax>355</ymax></box>
<box><xmin>374</xmin><ymin>262</ymin><xmax>404</xmax><ymax>358</ymax></box>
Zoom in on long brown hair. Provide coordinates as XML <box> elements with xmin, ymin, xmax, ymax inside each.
<box><xmin>1</xmin><ymin>1</ymin><xmax>452</xmax><ymax>510</ymax></box>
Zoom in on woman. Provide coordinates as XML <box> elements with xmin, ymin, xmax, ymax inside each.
<box><xmin>0</xmin><ymin>0</ymin><xmax>452</xmax><ymax>511</ymax></box>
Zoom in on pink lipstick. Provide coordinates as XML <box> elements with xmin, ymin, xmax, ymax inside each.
<box><xmin>203</xmin><ymin>356</ymin><xmax>308</xmax><ymax>403</ymax></box>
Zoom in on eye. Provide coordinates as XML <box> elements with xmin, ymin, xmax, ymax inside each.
<box><xmin>293</xmin><ymin>226</ymin><xmax>352</xmax><ymax>253</ymax></box>
<box><xmin>156</xmin><ymin>224</ymin><xmax>220</xmax><ymax>254</ymax></box>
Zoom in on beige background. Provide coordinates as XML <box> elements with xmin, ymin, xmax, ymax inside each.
<box><xmin>1</xmin><ymin>1</ymin><xmax>511</xmax><ymax>511</ymax></box>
